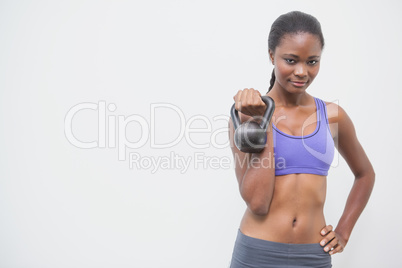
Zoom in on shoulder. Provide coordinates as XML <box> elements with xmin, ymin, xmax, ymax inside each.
<box><xmin>319</xmin><ymin>99</ymin><xmax>351</xmax><ymax>126</ymax></box>
<box><xmin>320</xmin><ymin>99</ymin><xmax>357</xmax><ymax>142</ymax></box>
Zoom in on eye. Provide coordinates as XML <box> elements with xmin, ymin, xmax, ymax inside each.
<box><xmin>285</xmin><ymin>58</ymin><xmax>295</xmax><ymax>64</ymax></box>
<box><xmin>308</xmin><ymin>60</ymin><xmax>319</xmax><ymax>65</ymax></box>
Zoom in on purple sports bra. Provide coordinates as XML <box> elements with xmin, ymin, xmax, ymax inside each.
<box><xmin>272</xmin><ymin>97</ymin><xmax>335</xmax><ymax>176</ymax></box>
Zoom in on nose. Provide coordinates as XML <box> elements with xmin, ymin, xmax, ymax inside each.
<box><xmin>294</xmin><ymin>63</ymin><xmax>307</xmax><ymax>77</ymax></box>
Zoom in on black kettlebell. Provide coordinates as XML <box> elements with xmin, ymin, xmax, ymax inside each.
<box><xmin>230</xmin><ymin>96</ymin><xmax>275</xmax><ymax>153</ymax></box>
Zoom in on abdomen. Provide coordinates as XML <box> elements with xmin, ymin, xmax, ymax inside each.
<box><xmin>240</xmin><ymin>173</ymin><xmax>327</xmax><ymax>244</ymax></box>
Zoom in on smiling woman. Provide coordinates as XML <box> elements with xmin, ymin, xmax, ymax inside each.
<box><xmin>228</xmin><ymin>11</ymin><xmax>375</xmax><ymax>268</ymax></box>
<box><xmin>271</xmin><ymin>33</ymin><xmax>321</xmax><ymax>93</ymax></box>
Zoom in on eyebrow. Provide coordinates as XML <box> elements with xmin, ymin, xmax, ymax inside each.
<box><xmin>283</xmin><ymin>54</ymin><xmax>320</xmax><ymax>59</ymax></box>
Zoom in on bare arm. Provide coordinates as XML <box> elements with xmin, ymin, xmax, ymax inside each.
<box><xmin>320</xmin><ymin>103</ymin><xmax>375</xmax><ymax>254</ymax></box>
<box><xmin>334</xmin><ymin>105</ymin><xmax>375</xmax><ymax>239</ymax></box>
<box><xmin>228</xmin><ymin>112</ymin><xmax>276</xmax><ymax>216</ymax></box>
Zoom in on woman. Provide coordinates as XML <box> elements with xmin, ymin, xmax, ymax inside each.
<box><xmin>228</xmin><ymin>11</ymin><xmax>375</xmax><ymax>268</ymax></box>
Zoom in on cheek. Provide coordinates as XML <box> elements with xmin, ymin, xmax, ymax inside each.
<box><xmin>309</xmin><ymin>64</ymin><xmax>320</xmax><ymax>79</ymax></box>
<box><xmin>275</xmin><ymin>62</ymin><xmax>293</xmax><ymax>80</ymax></box>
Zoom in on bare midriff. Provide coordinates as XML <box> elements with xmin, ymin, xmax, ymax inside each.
<box><xmin>239</xmin><ymin>173</ymin><xmax>327</xmax><ymax>244</ymax></box>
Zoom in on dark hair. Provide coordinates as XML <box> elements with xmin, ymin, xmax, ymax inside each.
<box><xmin>267</xmin><ymin>11</ymin><xmax>325</xmax><ymax>92</ymax></box>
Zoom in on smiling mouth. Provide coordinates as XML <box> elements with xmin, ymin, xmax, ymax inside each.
<box><xmin>290</xmin><ymin>81</ymin><xmax>308</xmax><ymax>87</ymax></box>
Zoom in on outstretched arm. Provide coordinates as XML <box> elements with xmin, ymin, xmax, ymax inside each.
<box><xmin>320</xmin><ymin>103</ymin><xmax>375</xmax><ymax>255</ymax></box>
<box><xmin>228</xmin><ymin>88</ymin><xmax>276</xmax><ymax>216</ymax></box>
<box><xmin>228</xmin><ymin>116</ymin><xmax>275</xmax><ymax>216</ymax></box>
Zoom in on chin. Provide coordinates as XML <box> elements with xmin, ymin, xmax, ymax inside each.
<box><xmin>277</xmin><ymin>81</ymin><xmax>311</xmax><ymax>94</ymax></box>
<box><xmin>286</xmin><ymin>86</ymin><xmax>308</xmax><ymax>94</ymax></box>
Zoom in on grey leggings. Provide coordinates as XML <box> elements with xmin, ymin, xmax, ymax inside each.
<box><xmin>230</xmin><ymin>229</ymin><xmax>332</xmax><ymax>268</ymax></box>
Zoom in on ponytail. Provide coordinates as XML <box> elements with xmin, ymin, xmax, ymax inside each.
<box><xmin>267</xmin><ymin>69</ymin><xmax>275</xmax><ymax>93</ymax></box>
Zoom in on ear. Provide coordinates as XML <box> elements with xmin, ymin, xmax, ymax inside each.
<box><xmin>268</xmin><ymin>49</ymin><xmax>275</xmax><ymax>65</ymax></box>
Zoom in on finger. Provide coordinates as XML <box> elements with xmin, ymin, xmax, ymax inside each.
<box><xmin>252</xmin><ymin>90</ymin><xmax>263</xmax><ymax>104</ymax></box>
<box><xmin>241</xmin><ymin>88</ymin><xmax>254</xmax><ymax>115</ymax></box>
<box><xmin>320</xmin><ymin>231</ymin><xmax>336</xmax><ymax>248</ymax></box>
<box><xmin>253</xmin><ymin>91</ymin><xmax>266</xmax><ymax>116</ymax></box>
<box><xmin>239</xmin><ymin>88</ymin><xmax>250</xmax><ymax>115</ymax></box>
<box><xmin>257</xmin><ymin>91</ymin><xmax>265</xmax><ymax>109</ymax></box>
<box><xmin>320</xmin><ymin>225</ymin><xmax>333</xmax><ymax>236</ymax></box>
<box><xmin>247</xmin><ymin>89</ymin><xmax>260</xmax><ymax>115</ymax></box>
<box><xmin>329</xmin><ymin>243</ymin><xmax>343</xmax><ymax>255</ymax></box>
<box><xmin>254</xmin><ymin>89</ymin><xmax>262</xmax><ymax>99</ymax></box>
<box><xmin>234</xmin><ymin>90</ymin><xmax>243</xmax><ymax>111</ymax></box>
<box><xmin>244</xmin><ymin>89</ymin><xmax>262</xmax><ymax>116</ymax></box>
<box><xmin>323</xmin><ymin>237</ymin><xmax>338</xmax><ymax>253</ymax></box>
<box><xmin>322</xmin><ymin>225</ymin><xmax>333</xmax><ymax>235</ymax></box>
<box><xmin>246</xmin><ymin>88</ymin><xmax>254</xmax><ymax>107</ymax></box>
<box><xmin>233</xmin><ymin>89</ymin><xmax>241</xmax><ymax>102</ymax></box>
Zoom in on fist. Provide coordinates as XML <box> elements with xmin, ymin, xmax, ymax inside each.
<box><xmin>233</xmin><ymin>88</ymin><xmax>267</xmax><ymax>118</ymax></box>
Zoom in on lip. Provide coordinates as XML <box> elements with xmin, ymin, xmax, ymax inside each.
<box><xmin>290</xmin><ymin>81</ymin><xmax>308</xmax><ymax>87</ymax></box>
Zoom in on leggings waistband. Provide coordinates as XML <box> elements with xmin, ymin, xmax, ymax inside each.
<box><xmin>236</xmin><ymin>229</ymin><xmax>327</xmax><ymax>255</ymax></box>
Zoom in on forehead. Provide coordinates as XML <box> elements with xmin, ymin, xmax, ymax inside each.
<box><xmin>276</xmin><ymin>32</ymin><xmax>322</xmax><ymax>56</ymax></box>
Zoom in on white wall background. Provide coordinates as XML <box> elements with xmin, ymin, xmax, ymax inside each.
<box><xmin>0</xmin><ymin>0</ymin><xmax>401</xmax><ymax>267</ymax></box>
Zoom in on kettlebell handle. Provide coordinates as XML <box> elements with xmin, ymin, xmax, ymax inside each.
<box><xmin>230</xmin><ymin>95</ymin><xmax>275</xmax><ymax>131</ymax></box>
